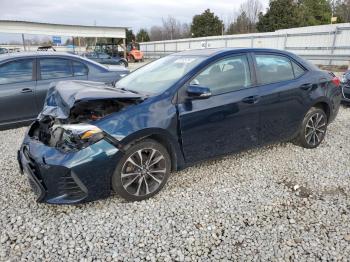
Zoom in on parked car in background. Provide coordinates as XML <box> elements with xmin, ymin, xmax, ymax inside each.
<box><xmin>340</xmin><ymin>70</ymin><xmax>350</xmax><ymax>103</ymax></box>
<box><xmin>84</xmin><ymin>52</ymin><xmax>128</xmax><ymax>67</ymax></box>
<box><xmin>37</xmin><ymin>46</ymin><xmax>56</xmax><ymax>51</ymax></box>
<box><xmin>0</xmin><ymin>47</ymin><xmax>8</xmax><ymax>54</ymax></box>
<box><xmin>0</xmin><ymin>52</ymin><xmax>129</xmax><ymax>130</ymax></box>
<box><xmin>18</xmin><ymin>48</ymin><xmax>341</xmax><ymax>204</ymax></box>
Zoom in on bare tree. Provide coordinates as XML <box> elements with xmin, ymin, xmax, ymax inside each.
<box><xmin>227</xmin><ymin>0</ymin><xmax>263</xmax><ymax>34</ymax></box>
<box><xmin>241</xmin><ymin>0</ymin><xmax>263</xmax><ymax>24</ymax></box>
<box><xmin>162</xmin><ymin>16</ymin><xmax>183</xmax><ymax>40</ymax></box>
<box><xmin>150</xmin><ymin>26</ymin><xmax>163</xmax><ymax>41</ymax></box>
<box><xmin>181</xmin><ymin>23</ymin><xmax>191</xmax><ymax>38</ymax></box>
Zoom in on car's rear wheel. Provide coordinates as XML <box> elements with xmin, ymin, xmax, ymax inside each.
<box><xmin>112</xmin><ymin>139</ymin><xmax>171</xmax><ymax>201</ymax></box>
<box><xmin>294</xmin><ymin>107</ymin><xmax>328</xmax><ymax>149</ymax></box>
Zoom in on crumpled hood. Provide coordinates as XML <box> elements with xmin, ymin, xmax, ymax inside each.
<box><xmin>38</xmin><ymin>80</ymin><xmax>142</xmax><ymax>120</ymax></box>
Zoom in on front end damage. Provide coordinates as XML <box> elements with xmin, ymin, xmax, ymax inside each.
<box><xmin>18</xmin><ymin>81</ymin><xmax>144</xmax><ymax>204</ymax></box>
<box><xmin>34</xmin><ymin>81</ymin><xmax>143</xmax><ymax>152</ymax></box>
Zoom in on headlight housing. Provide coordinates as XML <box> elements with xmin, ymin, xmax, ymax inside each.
<box><xmin>52</xmin><ymin>124</ymin><xmax>105</xmax><ymax>152</ymax></box>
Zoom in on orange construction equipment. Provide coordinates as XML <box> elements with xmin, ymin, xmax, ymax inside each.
<box><xmin>127</xmin><ymin>41</ymin><xmax>144</xmax><ymax>62</ymax></box>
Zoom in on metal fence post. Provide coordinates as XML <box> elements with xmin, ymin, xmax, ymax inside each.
<box><xmin>329</xmin><ymin>27</ymin><xmax>338</xmax><ymax>65</ymax></box>
<box><xmin>163</xmin><ymin>42</ymin><xmax>166</xmax><ymax>57</ymax></box>
<box><xmin>251</xmin><ymin>36</ymin><xmax>254</xmax><ymax>48</ymax></box>
<box><xmin>283</xmin><ymin>34</ymin><xmax>288</xmax><ymax>50</ymax></box>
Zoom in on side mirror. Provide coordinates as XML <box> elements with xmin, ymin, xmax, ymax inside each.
<box><xmin>186</xmin><ymin>85</ymin><xmax>211</xmax><ymax>100</ymax></box>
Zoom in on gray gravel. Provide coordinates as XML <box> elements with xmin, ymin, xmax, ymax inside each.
<box><xmin>1</xmin><ymin>106</ymin><xmax>350</xmax><ymax>261</ymax></box>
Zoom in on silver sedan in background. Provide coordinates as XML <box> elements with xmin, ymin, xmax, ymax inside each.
<box><xmin>0</xmin><ymin>52</ymin><xmax>129</xmax><ymax>130</ymax></box>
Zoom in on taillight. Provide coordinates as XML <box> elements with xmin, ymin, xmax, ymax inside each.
<box><xmin>332</xmin><ymin>76</ymin><xmax>340</xmax><ymax>87</ymax></box>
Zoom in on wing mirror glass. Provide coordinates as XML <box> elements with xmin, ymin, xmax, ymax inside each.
<box><xmin>186</xmin><ymin>85</ymin><xmax>212</xmax><ymax>100</ymax></box>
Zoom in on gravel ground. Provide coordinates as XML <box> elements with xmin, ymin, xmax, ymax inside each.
<box><xmin>1</xmin><ymin>106</ymin><xmax>350</xmax><ymax>261</ymax></box>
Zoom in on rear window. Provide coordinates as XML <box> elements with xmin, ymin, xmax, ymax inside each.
<box><xmin>255</xmin><ymin>54</ymin><xmax>295</xmax><ymax>84</ymax></box>
<box><xmin>40</xmin><ymin>58</ymin><xmax>73</xmax><ymax>80</ymax></box>
<box><xmin>292</xmin><ymin>61</ymin><xmax>305</xmax><ymax>78</ymax></box>
<box><xmin>0</xmin><ymin>59</ymin><xmax>33</xmax><ymax>84</ymax></box>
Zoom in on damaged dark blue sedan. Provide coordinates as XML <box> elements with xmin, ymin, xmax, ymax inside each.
<box><xmin>18</xmin><ymin>48</ymin><xmax>342</xmax><ymax>204</ymax></box>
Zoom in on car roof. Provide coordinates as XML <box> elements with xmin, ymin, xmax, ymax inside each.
<box><xmin>0</xmin><ymin>51</ymin><xmax>83</xmax><ymax>61</ymax></box>
<box><xmin>172</xmin><ymin>48</ymin><xmax>294</xmax><ymax>57</ymax></box>
<box><xmin>0</xmin><ymin>51</ymin><xmax>111</xmax><ymax>69</ymax></box>
<box><xmin>172</xmin><ymin>47</ymin><xmax>316</xmax><ymax>71</ymax></box>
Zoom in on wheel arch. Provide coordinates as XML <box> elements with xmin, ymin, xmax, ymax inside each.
<box><xmin>311</xmin><ymin>100</ymin><xmax>331</xmax><ymax>121</ymax></box>
<box><xmin>119</xmin><ymin>128</ymin><xmax>185</xmax><ymax>171</ymax></box>
<box><xmin>120</xmin><ymin>58</ymin><xmax>128</xmax><ymax>65</ymax></box>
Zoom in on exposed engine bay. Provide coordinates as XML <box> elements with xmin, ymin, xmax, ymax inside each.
<box><xmin>68</xmin><ymin>99</ymin><xmax>134</xmax><ymax>123</ymax></box>
<box><xmin>29</xmin><ymin>98</ymin><xmax>139</xmax><ymax>152</ymax></box>
<box><xmin>28</xmin><ymin>80</ymin><xmax>144</xmax><ymax>152</ymax></box>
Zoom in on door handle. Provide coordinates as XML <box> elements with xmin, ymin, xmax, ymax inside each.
<box><xmin>21</xmin><ymin>88</ymin><xmax>33</xmax><ymax>93</ymax></box>
<box><xmin>242</xmin><ymin>95</ymin><xmax>260</xmax><ymax>104</ymax></box>
<box><xmin>300</xmin><ymin>83</ymin><xmax>313</xmax><ymax>90</ymax></box>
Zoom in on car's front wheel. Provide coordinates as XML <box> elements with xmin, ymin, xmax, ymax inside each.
<box><xmin>294</xmin><ymin>107</ymin><xmax>328</xmax><ymax>149</ymax></box>
<box><xmin>112</xmin><ymin>139</ymin><xmax>171</xmax><ymax>201</ymax></box>
<box><xmin>118</xmin><ymin>60</ymin><xmax>128</xmax><ymax>67</ymax></box>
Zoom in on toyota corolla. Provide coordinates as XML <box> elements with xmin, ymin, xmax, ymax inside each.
<box><xmin>18</xmin><ymin>48</ymin><xmax>342</xmax><ymax>204</ymax></box>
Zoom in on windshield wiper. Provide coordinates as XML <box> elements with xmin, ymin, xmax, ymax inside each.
<box><xmin>118</xmin><ymin>87</ymin><xmax>140</xmax><ymax>94</ymax></box>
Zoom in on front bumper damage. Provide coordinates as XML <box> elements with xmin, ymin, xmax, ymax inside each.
<box><xmin>18</xmin><ymin>130</ymin><xmax>121</xmax><ymax>204</ymax></box>
<box><xmin>17</xmin><ymin>80</ymin><xmax>143</xmax><ymax>204</ymax></box>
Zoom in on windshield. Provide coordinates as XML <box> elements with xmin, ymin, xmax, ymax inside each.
<box><xmin>115</xmin><ymin>55</ymin><xmax>205</xmax><ymax>94</ymax></box>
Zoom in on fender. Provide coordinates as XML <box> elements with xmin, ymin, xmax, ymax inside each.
<box><xmin>117</xmin><ymin>128</ymin><xmax>185</xmax><ymax>171</ymax></box>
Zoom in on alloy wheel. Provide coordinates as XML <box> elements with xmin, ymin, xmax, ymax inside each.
<box><xmin>304</xmin><ymin>112</ymin><xmax>327</xmax><ymax>146</ymax></box>
<box><xmin>121</xmin><ymin>148</ymin><xmax>167</xmax><ymax>196</ymax></box>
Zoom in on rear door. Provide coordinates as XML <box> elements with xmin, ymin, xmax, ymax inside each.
<box><xmin>177</xmin><ymin>54</ymin><xmax>261</xmax><ymax>163</ymax></box>
<box><xmin>35</xmin><ymin>57</ymin><xmax>76</xmax><ymax>112</ymax></box>
<box><xmin>0</xmin><ymin>58</ymin><xmax>37</xmax><ymax>125</ymax></box>
<box><xmin>252</xmin><ymin>53</ymin><xmax>309</xmax><ymax>144</ymax></box>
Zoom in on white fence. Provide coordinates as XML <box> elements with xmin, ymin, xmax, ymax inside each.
<box><xmin>140</xmin><ymin>23</ymin><xmax>350</xmax><ymax>65</ymax></box>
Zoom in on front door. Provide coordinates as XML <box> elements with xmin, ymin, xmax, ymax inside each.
<box><xmin>177</xmin><ymin>54</ymin><xmax>261</xmax><ymax>163</ymax></box>
<box><xmin>0</xmin><ymin>58</ymin><xmax>37</xmax><ymax>125</ymax></box>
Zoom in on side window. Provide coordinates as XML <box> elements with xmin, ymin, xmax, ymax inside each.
<box><xmin>40</xmin><ymin>58</ymin><xmax>73</xmax><ymax>80</ymax></box>
<box><xmin>73</xmin><ymin>61</ymin><xmax>88</xmax><ymax>76</ymax></box>
<box><xmin>99</xmin><ymin>54</ymin><xmax>110</xmax><ymax>59</ymax></box>
<box><xmin>292</xmin><ymin>61</ymin><xmax>305</xmax><ymax>78</ymax></box>
<box><xmin>0</xmin><ymin>59</ymin><xmax>33</xmax><ymax>85</ymax></box>
<box><xmin>190</xmin><ymin>55</ymin><xmax>252</xmax><ymax>95</ymax></box>
<box><xmin>255</xmin><ymin>54</ymin><xmax>294</xmax><ymax>84</ymax></box>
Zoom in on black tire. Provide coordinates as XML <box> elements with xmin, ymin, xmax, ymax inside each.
<box><xmin>117</xmin><ymin>60</ymin><xmax>128</xmax><ymax>68</ymax></box>
<box><xmin>129</xmin><ymin>56</ymin><xmax>135</xmax><ymax>63</ymax></box>
<box><xmin>112</xmin><ymin>139</ymin><xmax>171</xmax><ymax>201</ymax></box>
<box><xmin>294</xmin><ymin>107</ymin><xmax>328</xmax><ymax>149</ymax></box>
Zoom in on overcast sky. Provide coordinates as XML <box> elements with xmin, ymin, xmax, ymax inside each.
<box><xmin>0</xmin><ymin>0</ymin><xmax>269</xmax><ymax>42</ymax></box>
